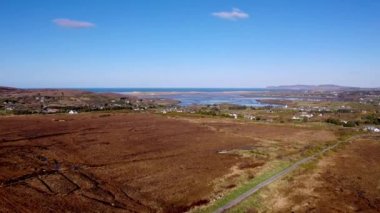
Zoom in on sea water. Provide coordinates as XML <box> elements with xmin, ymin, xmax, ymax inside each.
<box><xmin>73</xmin><ymin>88</ymin><xmax>276</xmax><ymax>107</ymax></box>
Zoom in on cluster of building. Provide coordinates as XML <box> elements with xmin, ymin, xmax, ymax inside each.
<box><xmin>363</xmin><ymin>126</ymin><xmax>380</xmax><ymax>133</ymax></box>
<box><xmin>1</xmin><ymin>93</ymin><xmax>159</xmax><ymax>115</ymax></box>
<box><xmin>161</xmin><ymin>107</ymin><xmax>184</xmax><ymax>114</ymax></box>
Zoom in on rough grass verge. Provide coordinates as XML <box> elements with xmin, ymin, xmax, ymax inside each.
<box><xmin>194</xmin><ymin>161</ymin><xmax>291</xmax><ymax>213</ymax></box>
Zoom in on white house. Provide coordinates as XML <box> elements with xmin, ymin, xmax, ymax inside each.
<box><xmin>247</xmin><ymin>115</ymin><xmax>256</xmax><ymax>120</ymax></box>
<box><xmin>363</xmin><ymin>126</ymin><xmax>380</xmax><ymax>133</ymax></box>
<box><xmin>300</xmin><ymin>112</ymin><xmax>313</xmax><ymax>118</ymax></box>
<box><xmin>292</xmin><ymin>116</ymin><xmax>301</xmax><ymax>120</ymax></box>
<box><xmin>68</xmin><ymin>110</ymin><xmax>78</xmax><ymax>115</ymax></box>
<box><xmin>229</xmin><ymin>113</ymin><xmax>238</xmax><ymax>119</ymax></box>
<box><xmin>5</xmin><ymin>107</ymin><xmax>14</xmax><ymax>111</ymax></box>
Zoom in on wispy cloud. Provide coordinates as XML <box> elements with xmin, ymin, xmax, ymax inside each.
<box><xmin>52</xmin><ymin>18</ymin><xmax>95</xmax><ymax>29</ymax></box>
<box><xmin>212</xmin><ymin>8</ymin><xmax>249</xmax><ymax>20</ymax></box>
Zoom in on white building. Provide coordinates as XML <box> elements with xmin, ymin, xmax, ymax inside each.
<box><xmin>68</xmin><ymin>110</ymin><xmax>78</xmax><ymax>115</ymax></box>
<box><xmin>229</xmin><ymin>113</ymin><xmax>238</xmax><ymax>119</ymax></box>
<box><xmin>246</xmin><ymin>115</ymin><xmax>256</xmax><ymax>120</ymax></box>
<box><xmin>292</xmin><ymin>116</ymin><xmax>301</xmax><ymax>120</ymax></box>
<box><xmin>300</xmin><ymin>112</ymin><xmax>313</xmax><ymax>118</ymax></box>
<box><xmin>363</xmin><ymin>126</ymin><xmax>380</xmax><ymax>133</ymax></box>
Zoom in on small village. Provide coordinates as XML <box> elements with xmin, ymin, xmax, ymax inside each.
<box><xmin>2</xmin><ymin>87</ymin><xmax>379</xmax><ymax>133</ymax></box>
<box><xmin>0</xmin><ymin>87</ymin><xmax>178</xmax><ymax>115</ymax></box>
<box><xmin>157</xmin><ymin>95</ymin><xmax>380</xmax><ymax>133</ymax></box>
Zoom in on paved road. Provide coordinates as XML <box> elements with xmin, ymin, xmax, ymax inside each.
<box><xmin>214</xmin><ymin>140</ymin><xmax>347</xmax><ymax>213</ymax></box>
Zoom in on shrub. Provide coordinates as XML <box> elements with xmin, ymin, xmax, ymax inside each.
<box><xmin>363</xmin><ymin>114</ymin><xmax>380</xmax><ymax>125</ymax></box>
<box><xmin>325</xmin><ymin>118</ymin><xmax>342</xmax><ymax>125</ymax></box>
<box><xmin>343</xmin><ymin>120</ymin><xmax>359</xmax><ymax>127</ymax></box>
<box><xmin>228</xmin><ymin>105</ymin><xmax>247</xmax><ymax>110</ymax></box>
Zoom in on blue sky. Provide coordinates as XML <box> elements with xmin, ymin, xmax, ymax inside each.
<box><xmin>0</xmin><ymin>0</ymin><xmax>379</xmax><ymax>88</ymax></box>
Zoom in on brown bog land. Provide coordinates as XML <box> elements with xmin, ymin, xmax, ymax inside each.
<box><xmin>0</xmin><ymin>112</ymin><xmax>337</xmax><ymax>212</ymax></box>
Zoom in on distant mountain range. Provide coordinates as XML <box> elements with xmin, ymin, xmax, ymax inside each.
<box><xmin>1</xmin><ymin>85</ymin><xmax>379</xmax><ymax>92</ymax></box>
<box><xmin>266</xmin><ymin>84</ymin><xmax>379</xmax><ymax>91</ymax></box>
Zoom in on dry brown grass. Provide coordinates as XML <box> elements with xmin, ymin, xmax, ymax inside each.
<box><xmin>0</xmin><ymin>112</ymin><xmax>339</xmax><ymax>212</ymax></box>
<box><xmin>233</xmin><ymin>134</ymin><xmax>380</xmax><ymax>212</ymax></box>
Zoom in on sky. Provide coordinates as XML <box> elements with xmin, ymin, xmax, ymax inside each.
<box><xmin>0</xmin><ymin>0</ymin><xmax>379</xmax><ymax>88</ymax></box>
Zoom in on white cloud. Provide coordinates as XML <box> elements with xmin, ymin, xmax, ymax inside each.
<box><xmin>212</xmin><ymin>8</ymin><xmax>249</xmax><ymax>20</ymax></box>
<box><xmin>52</xmin><ymin>18</ymin><xmax>95</xmax><ymax>29</ymax></box>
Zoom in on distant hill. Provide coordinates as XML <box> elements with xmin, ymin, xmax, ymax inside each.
<box><xmin>266</xmin><ymin>85</ymin><xmax>363</xmax><ymax>91</ymax></box>
<box><xmin>0</xmin><ymin>86</ymin><xmax>19</xmax><ymax>93</ymax></box>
